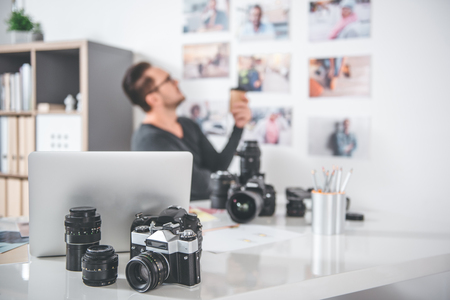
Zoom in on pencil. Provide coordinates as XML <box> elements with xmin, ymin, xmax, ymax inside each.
<box><xmin>311</xmin><ymin>170</ymin><xmax>318</xmax><ymax>191</ymax></box>
<box><xmin>336</xmin><ymin>167</ymin><xmax>342</xmax><ymax>193</ymax></box>
<box><xmin>340</xmin><ymin>169</ymin><xmax>353</xmax><ymax>193</ymax></box>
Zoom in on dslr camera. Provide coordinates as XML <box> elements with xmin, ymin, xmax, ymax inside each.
<box><xmin>126</xmin><ymin>206</ymin><xmax>203</xmax><ymax>293</ymax></box>
<box><xmin>226</xmin><ymin>141</ymin><xmax>276</xmax><ymax>223</ymax></box>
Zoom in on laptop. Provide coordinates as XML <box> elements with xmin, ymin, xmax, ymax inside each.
<box><xmin>28</xmin><ymin>151</ymin><xmax>193</xmax><ymax>257</ymax></box>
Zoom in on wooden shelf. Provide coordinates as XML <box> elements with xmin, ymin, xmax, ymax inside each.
<box><xmin>0</xmin><ymin>111</ymin><xmax>33</xmax><ymax>116</ymax></box>
<box><xmin>35</xmin><ymin>111</ymin><xmax>81</xmax><ymax>115</ymax></box>
<box><xmin>0</xmin><ymin>173</ymin><xmax>28</xmax><ymax>179</ymax></box>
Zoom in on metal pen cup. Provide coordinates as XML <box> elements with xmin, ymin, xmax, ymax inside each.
<box><xmin>335</xmin><ymin>193</ymin><xmax>346</xmax><ymax>234</ymax></box>
<box><xmin>311</xmin><ymin>191</ymin><xmax>337</xmax><ymax>235</ymax></box>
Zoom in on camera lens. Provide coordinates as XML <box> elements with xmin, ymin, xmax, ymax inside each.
<box><xmin>65</xmin><ymin>206</ymin><xmax>101</xmax><ymax>271</ymax></box>
<box><xmin>210</xmin><ymin>171</ymin><xmax>235</xmax><ymax>209</ymax></box>
<box><xmin>126</xmin><ymin>251</ymin><xmax>170</xmax><ymax>293</ymax></box>
<box><xmin>82</xmin><ymin>245</ymin><xmax>118</xmax><ymax>286</ymax></box>
<box><xmin>226</xmin><ymin>191</ymin><xmax>263</xmax><ymax>223</ymax></box>
<box><xmin>237</xmin><ymin>141</ymin><xmax>261</xmax><ymax>184</ymax></box>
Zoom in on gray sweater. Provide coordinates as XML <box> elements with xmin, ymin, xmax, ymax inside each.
<box><xmin>131</xmin><ymin>117</ymin><xmax>243</xmax><ymax>200</ymax></box>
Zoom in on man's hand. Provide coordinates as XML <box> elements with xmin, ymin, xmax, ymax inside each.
<box><xmin>230</xmin><ymin>95</ymin><xmax>251</xmax><ymax>129</ymax></box>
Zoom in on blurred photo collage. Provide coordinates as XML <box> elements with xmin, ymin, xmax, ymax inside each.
<box><xmin>181</xmin><ymin>0</ymin><xmax>372</xmax><ymax>155</ymax></box>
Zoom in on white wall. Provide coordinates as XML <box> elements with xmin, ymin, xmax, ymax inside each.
<box><xmin>25</xmin><ymin>0</ymin><xmax>450</xmax><ymax>223</ymax></box>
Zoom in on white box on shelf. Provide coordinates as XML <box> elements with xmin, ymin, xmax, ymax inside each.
<box><xmin>36</xmin><ymin>114</ymin><xmax>82</xmax><ymax>151</ymax></box>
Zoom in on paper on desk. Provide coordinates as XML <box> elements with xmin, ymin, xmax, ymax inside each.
<box><xmin>202</xmin><ymin>224</ymin><xmax>302</xmax><ymax>253</ymax></box>
<box><xmin>0</xmin><ymin>242</ymin><xmax>28</xmax><ymax>254</ymax></box>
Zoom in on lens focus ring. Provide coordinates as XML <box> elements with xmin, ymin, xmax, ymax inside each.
<box><xmin>82</xmin><ymin>245</ymin><xmax>118</xmax><ymax>287</ymax></box>
<box><xmin>126</xmin><ymin>251</ymin><xmax>169</xmax><ymax>293</ymax></box>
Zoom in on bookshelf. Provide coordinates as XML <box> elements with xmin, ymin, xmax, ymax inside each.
<box><xmin>0</xmin><ymin>40</ymin><xmax>133</xmax><ymax>217</ymax></box>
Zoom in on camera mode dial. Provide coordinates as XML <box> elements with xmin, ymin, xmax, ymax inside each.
<box><xmin>180</xmin><ymin>229</ymin><xmax>197</xmax><ymax>241</ymax></box>
<box><xmin>135</xmin><ymin>225</ymin><xmax>150</xmax><ymax>233</ymax></box>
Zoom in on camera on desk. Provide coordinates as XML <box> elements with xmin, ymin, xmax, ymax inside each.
<box><xmin>224</xmin><ymin>141</ymin><xmax>276</xmax><ymax>223</ymax></box>
<box><xmin>127</xmin><ymin>206</ymin><xmax>203</xmax><ymax>293</ymax></box>
<box><xmin>227</xmin><ymin>174</ymin><xmax>276</xmax><ymax>223</ymax></box>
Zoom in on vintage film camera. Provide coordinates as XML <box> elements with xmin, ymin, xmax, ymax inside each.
<box><xmin>226</xmin><ymin>141</ymin><xmax>276</xmax><ymax>223</ymax></box>
<box><xmin>127</xmin><ymin>206</ymin><xmax>203</xmax><ymax>292</ymax></box>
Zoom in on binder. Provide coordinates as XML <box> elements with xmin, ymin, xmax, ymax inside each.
<box><xmin>8</xmin><ymin>117</ymin><xmax>18</xmax><ymax>174</ymax></box>
<box><xmin>21</xmin><ymin>64</ymin><xmax>32</xmax><ymax>112</ymax></box>
<box><xmin>0</xmin><ymin>74</ymin><xmax>3</xmax><ymax>110</ymax></box>
<box><xmin>0</xmin><ymin>117</ymin><xmax>8</xmax><ymax>173</ymax></box>
<box><xmin>18</xmin><ymin>116</ymin><xmax>27</xmax><ymax>174</ymax></box>
<box><xmin>4</xmin><ymin>73</ymin><xmax>10</xmax><ymax>111</ymax></box>
<box><xmin>0</xmin><ymin>177</ymin><xmax>6</xmax><ymax>217</ymax></box>
<box><xmin>15</xmin><ymin>72</ymin><xmax>22</xmax><ymax>112</ymax></box>
<box><xmin>10</xmin><ymin>74</ymin><xmax>15</xmax><ymax>111</ymax></box>
<box><xmin>25</xmin><ymin>117</ymin><xmax>34</xmax><ymax>173</ymax></box>
<box><xmin>6</xmin><ymin>178</ymin><xmax>22</xmax><ymax>217</ymax></box>
<box><xmin>22</xmin><ymin>179</ymin><xmax>29</xmax><ymax>217</ymax></box>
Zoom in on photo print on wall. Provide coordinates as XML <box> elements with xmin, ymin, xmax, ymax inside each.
<box><xmin>177</xmin><ymin>99</ymin><xmax>230</xmax><ymax>137</ymax></box>
<box><xmin>183</xmin><ymin>43</ymin><xmax>230</xmax><ymax>79</ymax></box>
<box><xmin>241</xmin><ymin>106</ymin><xmax>292</xmax><ymax>146</ymax></box>
<box><xmin>237</xmin><ymin>53</ymin><xmax>290</xmax><ymax>93</ymax></box>
<box><xmin>236</xmin><ymin>0</ymin><xmax>290</xmax><ymax>41</ymax></box>
<box><xmin>308</xmin><ymin>116</ymin><xmax>370</xmax><ymax>159</ymax></box>
<box><xmin>309</xmin><ymin>0</ymin><xmax>371</xmax><ymax>42</ymax></box>
<box><xmin>309</xmin><ymin>55</ymin><xmax>370</xmax><ymax>98</ymax></box>
<box><xmin>183</xmin><ymin>0</ymin><xmax>230</xmax><ymax>33</ymax></box>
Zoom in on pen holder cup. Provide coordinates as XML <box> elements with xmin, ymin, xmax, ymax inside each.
<box><xmin>311</xmin><ymin>192</ymin><xmax>346</xmax><ymax>235</ymax></box>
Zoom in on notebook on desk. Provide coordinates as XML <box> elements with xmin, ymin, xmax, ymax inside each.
<box><xmin>28</xmin><ymin>151</ymin><xmax>193</xmax><ymax>257</ymax></box>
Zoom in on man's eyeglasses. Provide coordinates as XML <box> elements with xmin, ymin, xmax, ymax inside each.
<box><xmin>148</xmin><ymin>75</ymin><xmax>173</xmax><ymax>94</ymax></box>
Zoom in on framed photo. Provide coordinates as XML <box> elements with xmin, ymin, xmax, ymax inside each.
<box><xmin>308</xmin><ymin>116</ymin><xmax>370</xmax><ymax>159</ymax></box>
<box><xmin>178</xmin><ymin>99</ymin><xmax>229</xmax><ymax>137</ymax></box>
<box><xmin>309</xmin><ymin>55</ymin><xmax>370</xmax><ymax>98</ymax></box>
<box><xmin>183</xmin><ymin>43</ymin><xmax>230</xmax><ymax>79</ymax></box>
<box><xmin>237</xmin><ymin>53</ymin><xmax>290</xmax><ymax>93</ymax></box>
<box><xmin>183</xmin><ymin>0</ymin><xmax>229</xmax><ymax>33</ymax></box>
<box><xmin>236</xmin><ymin>0</ymin><xmax>290</xmax><ymax>41</ymax></box>
<box><xmin>241</xmin><ymin>106</ymin><xmax>292</xmax><ymax>146</ymax></box>
<box><xmin>309</xmin><ymin>0</ymin><xmax>371</xmax><ymax>42</ymax></box>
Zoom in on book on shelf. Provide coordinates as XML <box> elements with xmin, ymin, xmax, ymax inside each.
<box><xmin>0</xmin><ymin>116</ymin><xmax>33</xmax><ymax>175</ymax></box>
<box><xmin>0</xmin><ymin>177</ymin><xmax>6</xmax><ymax>217</ymax></box>
<box><xmin>0</xmin><ymin>63</ymin><xmax>32</xmax><ymax>112</ymax></box>
<box><xmin>8</xmin><ymin>116</ymin><xmax>18</xmax><ymax>174</ymax></box>
<box><xmin>0</xmin><ymin>117</ymin><xmax>8</xmax><ymax>173</ymax></box>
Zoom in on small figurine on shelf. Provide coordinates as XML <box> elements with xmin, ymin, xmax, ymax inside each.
<box><xmin>76</xmin><ymin>93</ymin><xmax>82</xmax><ymax>112</ymax></box>
<box><xmin>64</xmin><ymin>94</ymin><xmax>76</xmax><ymax>112</ymax></box>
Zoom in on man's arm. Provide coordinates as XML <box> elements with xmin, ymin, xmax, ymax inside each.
<box><xmin>199</xmin><ymin>125</ymin><xmax>243</xmax><ymax>171</ymax></box>
<box><xmin>199</xmin><ymin>94</ymin><xmax>251</xmax><ymax>171</ymax></box>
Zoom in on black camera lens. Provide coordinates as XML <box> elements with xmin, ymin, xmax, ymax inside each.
<box><xmin>237</xmin><ymin>141</ymin><xmax>261</xmax><ymax>184</ymax></box>
<box><xmin>210</xmin><ymin>171</ymin><xmax>235</xmax><ymax>209</ymax></box>
<box><xmin>82</xmin><ymin>245</ymin><xmax>118</xmax><ymax>286</ymax></box>
<box><xmin>65</xmin><ymin>207</ymin><xmax>101</xmax><ymax>271</ymax></box>
<box><xmin>126</xmin><ymin>251</ymin><xmax>170</xmax><ymax>293</ymax></box>
<box><xmin>286</xmin><ymin>199</ymin><xmax>306</xmax><ymax>217</ymax></box>
<box><xmin>226</xmin><ymin>191</ymin><xmax>263</xmax><ymax>223</ymax></box>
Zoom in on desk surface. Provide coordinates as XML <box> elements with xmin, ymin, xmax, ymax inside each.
<box><xmin>1</xmin><ymin>200</ymin><xmax>450</xmax><ymax>300</ymax></box>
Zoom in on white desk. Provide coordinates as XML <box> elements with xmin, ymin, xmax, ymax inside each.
<box><xmin>1</xmin><ymin>200</ymin><xmax>450</xmax><ymax>300</ymax></box>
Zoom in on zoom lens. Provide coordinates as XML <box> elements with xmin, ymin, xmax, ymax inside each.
<box><xmin>126</xmin><ymin>251</ymin><xmax>170</xmax><ymax>293</ymax></box>
<box><xmin>65</xmin><ymin>207</ymin><xmax>101</xmax><ymax>271</ymax></box>
<box><xmin>210</xmin><ymin>171</ymin><xmax>235</xmax><ymax>209</ymax></box>
<box><xmin>237</xmin><ymin>140</ymin><xmax>261</xmax><ymax>184</ymax></box>
<box><xmin>82</xmin><ymin>245</ymin><xmax>118</xmax><ymax>286</ymax></box>
<box><xmin>226</xmin><ymin>191</ymin><xmax>263</xmax><ymax>223</ymax></box>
